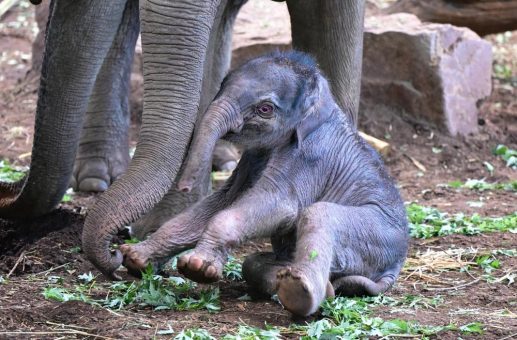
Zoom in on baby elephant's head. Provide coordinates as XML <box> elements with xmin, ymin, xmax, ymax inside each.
<box><xmin>178</xmin><ymin>51</ymin><xmax>336</xmax><ymax>192</ymax></box>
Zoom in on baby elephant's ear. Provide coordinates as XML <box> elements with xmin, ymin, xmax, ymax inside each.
<box><xmin>295</xmin><ymin>77</ymin><xmax>331</xmax><ymax>148</ymax></box>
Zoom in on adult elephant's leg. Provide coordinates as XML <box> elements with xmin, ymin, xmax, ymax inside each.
<box><xmin>72</xmin><ymin>0</ymin><xmax>140</xmax><ymax>193</ymax></box>
<box><xmin>83</xmin><ymin>0</ymin><xmax>227</xmax><ymax>278</ymax></box>
<box><xmin>0</xmin><ymin>0</ymin><xmax>129</xmax><ymax>219</ymax></box>
<box><xmin>286</xmin><ymin>0</ymin><xmax>365</xmax><ymax>126</ymax></box>
<box><xmin>130</xmin><ymin>0</ymin><xmax>245</xmax><ymax>240</ymax></box>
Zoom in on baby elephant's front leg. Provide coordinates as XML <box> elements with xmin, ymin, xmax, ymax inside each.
<box><xmin>177</xmin><ymin>193</ymin><xmax>297</xmax><ymax>283</ymax></box>
<box><xmin>119</xmin><ymin>192</ymin><xmax>227</xmax><ymax>276</ymax></box>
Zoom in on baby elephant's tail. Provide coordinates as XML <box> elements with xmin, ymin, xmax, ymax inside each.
<box><xmin>332</xmin><ymin>275</ymin><xmax>394</xmax><ymax>297</ymax></box>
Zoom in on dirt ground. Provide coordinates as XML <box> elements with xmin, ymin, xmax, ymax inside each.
<box><xmin>0</xmin><ymin>1</ymin><xmax>516</xmax><ymax>339</ymax></box>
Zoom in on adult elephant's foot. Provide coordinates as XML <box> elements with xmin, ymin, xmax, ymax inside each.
<box><xmin>177</xmin><ymin>251</ymin><xmax>224</xmax><ymax>283</ymax></box>
<box><xmin>120</xmin><ymin>243</ymin><xmax>153</xmax><ymax>277</ymax></box>
<box><xmin>276</xmin><ymin>267</ymin><xmax>334</xmax><ymax>317</ymax></box>
<box><xmin>71</xmin><ymin>145</ymin><xmax>129</xmax><ymax>193</ymax></box>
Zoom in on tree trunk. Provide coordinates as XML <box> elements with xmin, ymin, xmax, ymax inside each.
<box><xmin>385</xmin><ymin>0</ymin><xmax>517</xmax><ymax>35</ymax></box>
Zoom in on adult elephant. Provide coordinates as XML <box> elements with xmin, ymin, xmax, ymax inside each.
<box><xmin>0</xmin><ymin>0</ymin><xmax>365</xmax><ymax>279</ymax></box>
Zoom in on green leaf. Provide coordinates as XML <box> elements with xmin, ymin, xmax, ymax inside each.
<box><xmin>494</xmin><ymin>144</ymin><xmax>508</xmax><ymax>155</ymax></box>
<box><xmin>78</xmin><ymin>272</ymin><xmax>95</xmax><ymax>283</ymax></box>
<box><xmin>0</xmin><ymin>160</ymin><xmax>27</xmax><ymax>183</ymax></box>
<box><xmin>459</xmin><ymin>322</ymin><xmax>484</xmax><ymax>334</ymax></box>
<box><xmin>61</xmin><ymin>194</ymin><xmax>72</xmax><ymax>202</ymax></box>
<box><xmin>124</xmin><ymin>237</ymin><xmax>140</xmax><ymax>244</ymax></box>
<box><xmin>484</xmin><ymin>161</ymin><xmax>494</xmax><ymax>175</ymax></box>
<box><xmin>42</xmin><ymin>287</ymin><xmax>76</xmax><ymax>302</ymax></box>
<box><xmin>224</xmin><ymin>256</ymin><xmax>243</xmax><ymax>281</ymax></box>
<box><xmin>448</xmin><ymin>180</ymin><xmax>463</xmax><ymax>188</ymax></box>
<box><xmin>175</xmin><ymin>328</ymin><xmax>216</xmax><ymax>340</ymax></box>
<box><xmin>309</xmin><ymin>250</ymin><xmax>318</xmax><ymax>261</ymax></box>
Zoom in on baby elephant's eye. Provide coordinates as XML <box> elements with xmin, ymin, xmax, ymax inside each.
<box><xmin>256</xmin><ymin>103</ymin><xmax>275</xmax><ymax>118</ymax></box>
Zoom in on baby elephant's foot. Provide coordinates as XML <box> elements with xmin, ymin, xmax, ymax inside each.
<box><xmin>276</xmin><ymin>267</ymin><xmax>333</xmax><ymax>317</ymax></box>
<box><xmin>177</xmin><ymin>252</ymin><xmax>223</xmax><ymax>284</ymax></box>
<box><xmin>120</xmin><ymin>243</ymin><xmax>152</xmax><ymax>277</ymax></box>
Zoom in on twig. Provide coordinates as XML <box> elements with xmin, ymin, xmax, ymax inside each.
<box><xmin>499</xmin><ymin>332</ymin><xmax>517</xmax><ymax>340</ymax></box>
<box><xmin>0</xmin><ymin>0</ymin><xmax>20</xmax><ymax>19</ymax></box>
<box><xmin>32</xmin><ymin>263</ymin><xmax>71</xmax><ymax>276</ymax></box>
<box><xmin>424</xmin><ymin>277</ymin><xmax>481</xmax><ymax>291</ymax></box>
<box><xmin>45</xmin><ymin>321</ymin><xmax>93</xmax><ymax>330</ymax></box>
<box><xmin>7</xmin><ymin>251</ymin><xmax>26</xmax><ymax>278</ymax></box>
<box><xmin>103</xmin><ymin>307</ymin><xmax>124</xmax><ymax>317</ymax></box>
<box><xmin>0</xmin><ymin>331</ymin><xmax>115</xmax><ymax>339</ymax></box>
<box><xmin>380</xmin><ymin>335</ymin><xmax>421</xmax><ymax>339</ymax></box>
<box><xmin>404</xmin><ymin>153</ymin><xmax>427</xmax><ymax>172</ymax></box>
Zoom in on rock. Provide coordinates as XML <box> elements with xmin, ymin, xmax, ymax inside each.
<box><xmin>230</xmin><ymin>0</ymin><xmax>291</xmax><ymax>68</ymax></box>
<box><xmin>361</xmin><ymin>13</ymin><xmax>492</xmax><ymax>136</ymax></box>
<box><xmin>384</xmin><ymin>0</ymin><xmax>517</xmax><ymax>36</ymax></box>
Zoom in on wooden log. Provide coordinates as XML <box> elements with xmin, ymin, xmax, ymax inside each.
<box><xmin>384</xmin><ymin>0</ymin><xmax>517</xmax><ymax>35</ymax></box>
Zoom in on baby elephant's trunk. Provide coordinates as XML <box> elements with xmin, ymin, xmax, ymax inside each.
<box><xmin>177</xmin><ymin>99</ymin><xmax>242</xmax><ymax>193</ymax></box>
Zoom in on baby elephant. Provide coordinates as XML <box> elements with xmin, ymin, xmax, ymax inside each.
<box><xmin>120</xmin><ymin>51</ymin><xmax>409</xmax><ymax>317</ymax></box>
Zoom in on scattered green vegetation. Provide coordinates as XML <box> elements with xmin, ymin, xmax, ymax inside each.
<box><xmin>61</xmin><ymin>188</ymin><xmax>75</xmax><ymax>203</ymax></box>
<box><xmin>493</xmin><ymin>249</ymin><xmax>517</xmax><ymax>257</ymax></box>
<box><xmin>447</xmin><ymin>178</ymin><xmax>517</xmax><ymax>192</ymax></box>
<box><xmin>372</xmin><ymin>294</ymin><xmax>444</xmax><ymax>310</ymax></box>
<box><xmin>309</xmin><ymin>250</ymin><xmax>318</xmax><ymax>261</ymax></box>
<box><xmin>407</xmin><ymin>204</ymin><xmax>517</xmax><ymax>239</ymax></box>
<box><xmin>175</xmin><ymin>328</ymin><xmax>216</xmax><ymax>340</ymax></box>
<box><xmin>462</xmin><ymin>249</ymin><xmax>517</xmax><ymax>285</ymax></box>
<box><xmin>124</xmin><ymin>237</ymin><xmax>141</xmax><ymax>244</ymax></box>
<box><xmin>174</xmin><ymin>295</ymin><xmax>481</xmax><ymax>339</ymax></box>
<box><xmin>474</xmin><ymin>255</ymin><xmax>501</xmax><ymax>274</ymax></box>
<box><xmin>42</xmin><ymin>286</ymin><xmax>89</xmax><ymax>303</ymax></box>
<box><xmin>494</xmin><ymin>144</ymin><xmax>517</xmax><ymax>169</ymax></box>
<box><xmin>0</xmin><ymin>161</ymin><xmax>74</xmax><ymax>202</ymax></box>
<box><xmin>67</xmin><ymin>246</ymin><xmax>82</xmax><ymax>254</ymax></box>
<box><xmin>78</xmin><ymin>272</ymin><xmax>95</xmax><ymax>283</ymax></box>
<box><xmin>492</xmin><ymin>32</ymin><xmax>514</xmax><ymax>82</ymax></box>
<box><xmin>224</xmin><ymin>256</ymin><xmax>243</xmax><ymax>281</ymax></box>
<box><xmin>222</xmin><ymin>324</ymin><xmax>281</xmax><ymax>340</ymax></box>
<box><xmin>493</xmin><ymin>63</ymin><xmax>512</xmax><ymax>80</ymax></box>
<box><xmin>0</xmin><ymin>159</ymin><xmax>26</xmax><ymax>183</ymax></box>
<box><xmin>42</xmin><ymin>266</ymin><xmax>219</xmax><ymax>312</ymax></box>
<box><xmin>291</xmin><ymin>296</ymin><xmax>482</xmax><ymax>339</ymax></box>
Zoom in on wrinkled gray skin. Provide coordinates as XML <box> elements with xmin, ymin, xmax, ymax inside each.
<box><xmin>0</xmin><ymin>0</ymin><xmax>366</xmax><ymax>280</ymax></box>
<box><xmin>120</xmin><ymin>52</ymin><xmax>409</xmax><ymax>317</ymax></box>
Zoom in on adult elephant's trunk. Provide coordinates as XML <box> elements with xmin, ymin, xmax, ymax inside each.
<box><xmin>82</xmin><ymin>0</ymin><xmax>224</xmax><ymax>279</ymax></box>
<box><xmin>0</xmin><ymin>0</ymin><xmax>129</xmax><ymax>218</ymax></box>
<box><xmin>178</xmin><ymin>99</ymin><xmax>242</xmax><ymax>193</ymax></box>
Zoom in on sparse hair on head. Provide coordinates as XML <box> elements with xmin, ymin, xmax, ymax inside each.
<box><xmin>266</xmin><ymin>50</ymin><xmax>319</xmax><ymax>78</ymax></box>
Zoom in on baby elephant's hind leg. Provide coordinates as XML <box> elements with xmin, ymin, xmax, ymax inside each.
<box><xmin>276</xmin><ymin>203</ymin><xmax>337</xmax><ymax>317</ymax></box>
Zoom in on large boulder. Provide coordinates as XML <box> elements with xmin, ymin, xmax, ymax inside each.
<box><xmin>230</xmin><ymin>0</ymin><xmax>291</xmax><ymax>68</ymax></box>
<box><xmin>362</xmin><ymin>13</ymin><xmax>492</xmax><ymax>136</ymax></box>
